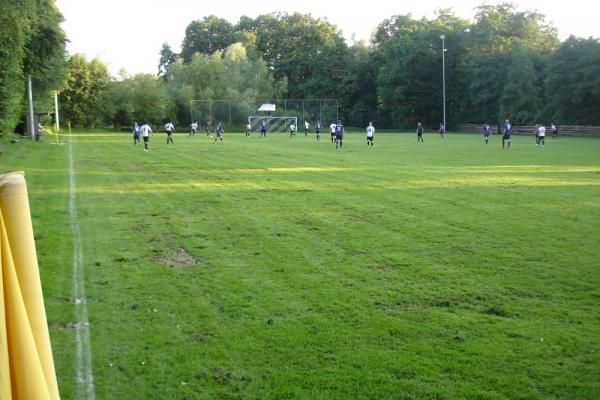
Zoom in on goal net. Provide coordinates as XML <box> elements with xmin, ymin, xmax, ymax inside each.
<box><xmin>248</xmin><ymin>116</ymin><xmax>298</xmax><ymax>133</ymax></box>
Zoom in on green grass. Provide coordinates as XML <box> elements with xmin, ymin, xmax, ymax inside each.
<box><xmin>2</xmin><ymin>131</ymin><xmax>599</xmax><ymax>399</ymax></box>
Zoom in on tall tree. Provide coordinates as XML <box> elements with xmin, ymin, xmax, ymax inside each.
<box><xmin>544</xmin><ymin>36</ymin><xmax>600</xmax><ymax>124</ymax></box>
<box><xmin>180</xmin><ymin>16</ymin><xmax>235</xmax><ymax>62</ymax></box>
<box><xmin>158</xmin><ymin>42</ymin><xmax>178</xmax><ymax>80</ymax></box>
<box><xmin>0</xmin><ymin>0</ymin><xmax>66</xmax><ymax>135</ymax></box>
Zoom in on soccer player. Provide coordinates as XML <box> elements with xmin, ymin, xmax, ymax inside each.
<box><xmin>189</xmin><ymin>121</ymin><xmax>198</xmax><ymax>137</ymax></box>
<box><xmin>304</xmin><ymin>120</ymin><xmax>310</xmax><ymax>136</ymax></box>
<box><xmin>502</xmin><ymin>119</ymin><xmax>512</xmax><ymax>149</ymax></box>
<box><xmin>482</xmin><ymin>122</ymin><xmax>491</xmax><ymax>144</ymax></box>
<box><xmin>416</xmin><ymin>123</ymin><xmax>424</xmax><ymax>142</ymax></box>
<box><xmin>214</xmin><ymin>121</ymin><xmax>224</xmax><ymax>143</ymax></box>
<box><xmin>140</xmin><ymin>122</ymin><xmax>152</xmax><ymax>151</ymax></box>
<box><xmin>164</xmin><ymin>121</ymin><xmax>175</xmax><ymax>144</ymax></box>
<box><xmin>366</xmin><ymin>122</ymin><xmax>375</xmax><ymax>147</ymax></box>
<box><xmin>330</xmin><ymin>122</ymin><xmax>336</xmax><ymax>143</ymax></box>
<box><xmin>260</xmin><ymin>120</ymin><xmax>267</xmax><ymax>137</ymax></box>
<box><xmin>315</xmin><ymin>121</ymin><xmax>322</xmax><ymax>141</ymax></box>
<box><xmin>245</xmin><ymin>122</ymin><xmax>251</xmax><ymax>136</ymax></box>
<box><xmin>289</xmin><ymin>122</ymin><xmax>296</xmax><ymax>137</ymax></box>
<box><xmin>537</xmin><ymin>124</ymin><xmax>546</xmax><ymax>146</ymax></box>
<box><xmin>335</xmin><ymin>120</ymin><xmax>344</xmax><ymax>149</ymax></box>
<box><xmin>133</xmin><ymin>122</ymin><xmax>140</xmax><ymax>145</ymax></box>
<box><xmin>439</xmin><ymin>123</ymin><xmax>445</xmax><ymax>138</ymax></box>
<box><xmin>204</xmin><ymin>121</ymin><xmax>211</xmax><ymax>136</ymax></box>
<box><xmin>551</xmin><ymin>122</ymin><xmax>559</xmax><ymax>139</ymax></box>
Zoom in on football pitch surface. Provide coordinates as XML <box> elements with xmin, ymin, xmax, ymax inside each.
<box><xmin>2</xmin><ymin>131</ymin><xmax>600</xmax><ymax>399</ymax></box>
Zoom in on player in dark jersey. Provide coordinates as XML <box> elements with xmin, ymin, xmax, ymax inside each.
<box><xmin>482</xmin><ymin>122</ymin><xmax>491</xmax><ymax>144</ymax></box>
<box><xmin>315</xmin><ymin>121</ymin><xmax>322</xmax><ymax>141</ymax></box>
<box><xmin>439</xmin><ymin>123</ymin><xmax>445</xmax><ymax>138</ymax></box>
<box><xmin>260</xmin><ymin>121</ymin><xmax>267</xmax><ymax>138</ymax></box>
<box><xmin>416</xmin><ymin>123</ymin><xmax>424</xmax><ymax>142</ymax></box>
<box><xmin>502</xmin><ymin>119</ymin><xmax>512</xmax><ymax>149</ymax></box>
<box><xmin>335</xmin><ymin>121</ymin><xmax>344</xmax><ymax>149</ymax></box>
<box><xmin>214</xmin><ymin>121</ymin><xmax>224</xmax><ymax>143</ymax></box>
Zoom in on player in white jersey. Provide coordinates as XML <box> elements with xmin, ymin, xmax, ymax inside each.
<box><xmin>536</xmin><ymin>124</ymin><xmax>546</xmax><ymax>146</ymax></box>
<box><xmin>140</xmin><ymin>122</ymin><xmax>152</xmax><ymax>151</ymax></box>
<box><xmin>289</xmin><ymin>123</ymin><xmax>296</xmax><ymax>137</ymax></box>
<box><xmin>164</xmin><ymin>121</ymin><xmax>175</xmax><ymax>144</ymax></box>
<box><xmin>245</xmin><ymin>123</ymin><xmax>251</xmax><ymax>136</ymax></box>
<box><xmin>330</xmin><ymin>122</ymin><xmax>336</xmax><ymax>143</ymax></box>
<box><xmin>189</xmin><ymin>121</ymin><xmax>198</xmax><ymax>137</ymax></box>
<box><xmin>304</xmin><ymin>120</ymin><xmax>310</xmax><ymax>136</ymax></box>
<box><xmin>366</xmin><ymin>122</ymin><xmax>375</xmax><ymax>147</ymax></box>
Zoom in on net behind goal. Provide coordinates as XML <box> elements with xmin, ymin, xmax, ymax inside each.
<box><xmin>248</xmin><ymin>116</ymin><xmax>298</xmax><ymax>133</ymax></box>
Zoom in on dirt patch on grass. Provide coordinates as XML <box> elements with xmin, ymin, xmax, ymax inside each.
<box><xmin>155</xmin><ymin>247</ymin><xmax>199</xmax><ymax>268</ymax></box>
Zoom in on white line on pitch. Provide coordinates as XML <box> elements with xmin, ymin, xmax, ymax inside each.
<box><xmin>68</xmin><ymin>137</ymin><xmax>95</xmax><ymax>399</ymax></box>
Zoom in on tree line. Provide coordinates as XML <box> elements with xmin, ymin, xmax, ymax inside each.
<box><xmin>2</xmin><ymin>2</ymin><xmax>599</xmax><ymax>135</ymax></box>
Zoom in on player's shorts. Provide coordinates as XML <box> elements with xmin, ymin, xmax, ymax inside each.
<box><xmin>143</xmin><ymin>136</ymin><xmax>149</xmax><ymax>143</ymax></box>
<box><xmin>417</xmin><ymin>132</ymin><xmax>423</xmax><ymax>136</ymax></box>
<box><xmin>367</xmin><ymin>136</ymin><xmax>373</xmax><ymax>141</ymax></box>
<box><xmin>483</xmin><ymin>132</ymin><xmax>489</xmax><ymax>137</ymax></box>
<box><xmin>167</xmin><ymin>130</ymin><xmax>173</xmax><ymax>135</ymax></box>
<box><xmin>335</xmin><ymin>134</ymin><xmax>343</xmax><ymax>140</ymax></box>
<box><xmin>134</xmin><ymin>133</ymin><xmax>139</xmax><ymax>138</ymax></box>
<box><xmin>503</xmin><ymin>135</ymin><xmax>511</xmax><ymax>140</ymax></box>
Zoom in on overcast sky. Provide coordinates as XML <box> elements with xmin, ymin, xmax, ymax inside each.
<box><xmin>55</xmin><ymin>0</ymin><xmax>600</xmax><ymax>76</ymax></box>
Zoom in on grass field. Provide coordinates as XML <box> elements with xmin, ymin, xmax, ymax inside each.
<box><xmin>2</xmin><ymin>130</ymin><xmax>599</xmax><ymax>399</ymax></box>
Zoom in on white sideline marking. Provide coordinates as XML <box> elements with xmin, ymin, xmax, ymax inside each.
<box><xmin>68</xmin><ymin>138</ymin><xmax>95</xmax><ymax>399</ymax></box>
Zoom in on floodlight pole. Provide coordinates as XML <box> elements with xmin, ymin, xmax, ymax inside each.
<box><xmin>441</xmin><ymin>34</ymin><xmax>446</xmax><ymax>132</ymax></box>
<box><xmin>54</xmin><ymin>91</ymin><xmax>60</xmax><ymax>132</ymax></box>
<box><xmin>27</xmin><ymin>75</ymin><xmax>35</xmax><ymax>140</ymax></box>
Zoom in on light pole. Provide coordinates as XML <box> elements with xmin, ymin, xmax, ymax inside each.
<box><xmin>440</xmin><ymin>34</ymin><xmax>446</xmax><ymax>133</ymax></box>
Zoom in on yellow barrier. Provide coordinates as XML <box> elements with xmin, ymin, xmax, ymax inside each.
<box><xmin>0</xmin><ymin>172</ymin><xmax>60</xmax><ymax>399</ymax></box>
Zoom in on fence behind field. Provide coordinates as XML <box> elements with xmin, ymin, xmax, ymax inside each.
<box><xmin>456</xmin><ymin>124</ymin><xmax>600</xmax><ymax>137</ymax></box>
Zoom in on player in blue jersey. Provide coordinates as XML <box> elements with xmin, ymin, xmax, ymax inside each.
<box><xmin>482</xmin><ymin>122</ymin><xmax>491</xmax><ymax>144</ymax></box>
<box><xmin>260</xmin><ymin>120</ymin><xmax>267</xmax><ymax>137</ymax></box>
<box><xmin>204</xmin><ymin>121</ymin><xmax>211</xmax><ymax>136</ymax></box>
<box><xmin>502</xmin><ymin>119</ymin><xmax>512</xmax><ymax>149</ymax></box>
<box><xmin>416</xmin><ymin>123</ymin><xmax>424</xmax><ymax>142</ymax></box>
<box><xmin>133</xmin><ymin>122</ymin><xmax>140</xmax><ymax>145</ymax></box>
<box><xmin>315</xmin><ymin>121</ymin><xmax>322</xmax><ymax>141</ymax></box>
<box><xmin>214</xmin><ymin>121</ymin><xmax>224</xmax><ymax>143</ymax></box>
<box><xmin>335</xmin><ymin>120</ymin><xmax>344</xmax><ymax>149</ymax></box>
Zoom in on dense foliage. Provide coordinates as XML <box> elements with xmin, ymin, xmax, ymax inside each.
<box><xmin>0</xmin><ymin>0</ymin><xmax>66</xmax><ymax>135</ymax></box>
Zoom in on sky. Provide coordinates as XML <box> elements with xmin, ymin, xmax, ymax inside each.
<box><xmin>55</xmin><ymin>0</ymin><xmax>600</xmax><ymax>76</ymax></box>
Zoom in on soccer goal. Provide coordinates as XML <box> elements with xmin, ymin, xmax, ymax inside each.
<box><xmin>248</xmin><ymin>116</ymin><xmax>298</xmax><ymax>133</ymax></box>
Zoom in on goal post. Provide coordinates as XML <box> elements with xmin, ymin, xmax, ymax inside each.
<box><xmin>248</xmin><ymin>116</ymin><xmax>298</xmax><ymax>133</ymax></box>
<box><xmin>255</xmin><ymin>98</ymin><xmax>339</xmax><ymax>126</ymax></box>
<box><xmin>190</xmin><ymin>98</ymin><xmax>338</xmax><ymax>132</ymax></box>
